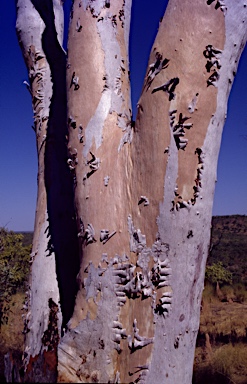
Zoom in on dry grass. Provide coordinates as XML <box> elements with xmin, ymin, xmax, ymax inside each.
<box><xmin>194</xmin><ymin>283</ymin><xmax>247</xmax><ymax>384</ymax></box>
<box><xmin>200</xmin><ymin>283</ymin><xmax>247</xmax><ymax>342</ymax></box>
<box><xmin>200</xmin><ymin>301</ymin><xmax>247</xmax><ymax>341</ymax></box>
<box><xmin>0</xmin><ymin>293</ymin><xmax>25</xmax><ymax>382</ymax></box>
<box><xmin>193</xmin><ymin>343</ymin><xmax>247</xmax><ymax>384</ymax></box>
<box><xmin>213</xmin><ymin>343</ymin><xmax>247</xmax><ymax>383</ymax></box>
<box><xmin>0</xmin><ymin>293</ymin><xmax>25</xmax><ymax>350</ymax></box>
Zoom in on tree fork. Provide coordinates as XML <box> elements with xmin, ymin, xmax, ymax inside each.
<box><xmin>12</xmin><ymin>0</ymin><xmax>247</xmax><ymax>383</ymax></box>
<box><xmin>58</xmin><ymin>1</ymin><xmax>247</xmax><ymax>383</ymax></box>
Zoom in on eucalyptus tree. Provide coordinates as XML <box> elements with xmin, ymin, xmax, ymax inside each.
<box><xmin>14</xmin><ymin>0</ymin><xmax>247</xmax><ymax>383</ymax></box>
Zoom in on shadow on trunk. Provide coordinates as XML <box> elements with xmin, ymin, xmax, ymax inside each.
<box><xmin>31</xmin><ymin>0</ymin><xmax>80</xmax><ymax>330</ymax></box>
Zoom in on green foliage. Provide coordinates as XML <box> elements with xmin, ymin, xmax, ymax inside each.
<box><xmin>205</xmin><ymin>262</ymin><xmax>232</xmax><ymax>285</ymax></box>
<box><xmin>0</xmin><ymin>228</ymin><xmax>31</xmax><ymax>325</ymax></box>
<box><xmin>15</xmin><ymin>232</ymin><xmax>33</xmax><ymax>247</ymax></box>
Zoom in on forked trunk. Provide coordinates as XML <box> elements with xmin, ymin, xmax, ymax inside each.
<box><xmin>58</xmin><ymin>1</ymin><xmax>247</xmax><ymax>383</ymax></box>
<box><xmin>14</xmin><ymin>0</ymin><xmax>247</xmax><ymax>383</ymax></box>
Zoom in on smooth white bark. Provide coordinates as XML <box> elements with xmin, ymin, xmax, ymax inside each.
<box><xmin>15</xmin><ymin>0</ymin><xmax>64</xmax><ymax>379</ymax></box>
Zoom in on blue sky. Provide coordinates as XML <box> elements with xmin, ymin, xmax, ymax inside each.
<box><xmin>0</xmin><ymin>1</ymin><xmax>246</xmax><ymax>231</ymax></box>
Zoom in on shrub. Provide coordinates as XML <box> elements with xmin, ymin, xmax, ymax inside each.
<box><xmin>205</xmin><ymin>262</ymin><xmax>232</xmax><ymax>286</ymax></box>
<box><xmin>0</xmin><ymin>228</ymin><xmax>31</xmax><ymax>325</ymax></box>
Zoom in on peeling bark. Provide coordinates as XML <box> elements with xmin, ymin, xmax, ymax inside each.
<box><xmin>15</xmin><ymin>0</ymin><xmax>80</xmax><ymax>381</ymax></box>
<box><xmin>14</xmin><ymin>0</ymin><xmax>247</xmax><ymax>383</ymax></box>
<box><xmin>58</xmin><ymin>1</ymin><xmax>133</xmax><ymax>382</ymax></box>
<box><xmin>16</xmin><ymin>2</ymin><xmax>61</xmax><ymax>380</ymax></box>
<box><xmin>58</xmin><ymin>1</ymin><xmax>246</xmax><ymax>383</ymax></box>
<box><xmin>128</xmin><ymin>1</ymin><xmax>247</xmax><ymax>382</ymax></box>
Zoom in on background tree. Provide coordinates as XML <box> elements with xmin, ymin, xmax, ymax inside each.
<box><xmin>13</xmin><ymin>0</ymin><xmax>247</xmax><ymax>383</ymax></box>
<box><xmin>205</xmin><ymin>262</ymin><xmax>232</xmax><ymax>286</ymax></box>
<box><xmin>0</xmin><ymin>228</ymin><xmax>30</xmax><ymax>326</ymax></box>
<box><xmin>205</xmin><ymin>261</ymin><xmax>232</xmax><ymax>301</ymax></box>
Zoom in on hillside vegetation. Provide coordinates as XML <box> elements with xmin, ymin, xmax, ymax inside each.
<box><xmin>208</xmin><ymin>215</ymin><xmax>247</xmax><ymax>285</ymax></box>
<box><xmin>194</xmin><ymin>215</ymin><xmax>247</xmax><ymax>384</ymax></box>
<box><xmin>0</xmin><ymin>215</ymin><xmax>246</xmax><ymax>382</ymax></box>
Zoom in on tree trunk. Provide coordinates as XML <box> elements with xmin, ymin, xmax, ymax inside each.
<box><xmin>58</xmin><ymin>1</ymin><xmax>134</xmax><ymax>382</ymax></box>
<box><xmin>15</xmin><ymin>0</ymin><xmax>80</xmax><ymax>381</ymax></box>
<box><xmin>14</xmin><ymin>0</ymin><xmax>247</xmax><ymax>383</ymax></box>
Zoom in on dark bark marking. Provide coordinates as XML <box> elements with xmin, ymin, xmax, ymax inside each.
<box><xmin>203</xmin><ymin>44</ymin><xmax>222</xmax><ymax>86</ymax></box>
<box><xmin>83</xmin><ymin>152</ymin><xmax>100</xmax><ymax>180</ymax></box>
<box><xmin>191</xmin><ymin>147</ymin><xmax>204</xmax><ymax>205</ymax></box>
<box><xmin>76</xmin><ymin>19</ymin><xmax>82</xmax><ymax>32</ymax></box>
<box><xmin>152</xmin><ymin>77</ymin><xmax>179</xmax><ymax>101</ymax></box>
<box><xmin>100</xmin><ymin>229</ymin><xmax>116</xmax><ymax>244</ymax></box>
<box><xmin>68</xmin><ymin>115</ymin><xmax>76</xmax><ymax>129</ymax></box>
<box><xmin>187</xmin><ymin>230</ymin><xmax>193</xmax><ymax>239</ymax></box>
<box><xmin>105</xmin><ymin>0</ymin><xmax>110</xmax><ymax>8</ymax></box>
<box><xmin>144</xmin><ymin>52</ymin><xmax>170</xmax><ymax>90</ymax></box>
<box><xmin>86</xmin><ymin>151</ymin><xmax>100</xmax><ymax>170</ymax></box>
<box><xmin>206</xmin><ymin>0</ymin><xmax>227</xmax><ymax>13</ymax></box>
<box><xmin>98</xmin><ymin>339</ymin><xmax>105</xmax><ymax>349</ymax></box>
<box><xmin>171</xmin><ymin>147</ymin><xmax>204</xmax><ymax>211</ymax></box>
<box><xmin>154</xmin><ymin>292</ymin><xmax>172</xmax><ymax>317</ymax></box>
<box><xmin>22</xmin><ymin>45</ymin><xmax>47</xmax><ymax>151</ymax></box>
<box><xmin>119</xmin><ymin>9</ymin><xmax>124</xmax><ymax>28</ymax></box>
<box><xmin>128</xmin><ymin>364</ymin><xmax>149</xmax><ymax>383</ymax></box>
<box><xmin>42</xmin><ymin>298</ymin><xmax>59</xmax><ymax>350</ymax></box>
<box><xmin>22</xmin><ymin>300</ymin><xmax>59</xmax><ymax>382</ymax></box>
<box><xmin>207</xmin><ymin>70</ymin><xmax>220</xmax><ymax>86</ymax></box>
<box><xmin>87</xmin><ymin>6</ymin><xmax>98</xmax><ymax>18</ymax></box>
<box><xmin>78</xmin><ymin>124</ymin><xmax>84</xmax><ymax>143</ymax></box>
<box><xmin>169</xmin><ymin>110</ymin><xmax>192</xmax><ymax>151</ymax></box>
<box><xmin>111</xmin><ymin>15</ymin><xmax>117</xmax><ymax>28</ymax></box>
<box><xmin>138</xmin><ymin>196</ymin><xmax>149</xmax><ymax>206</ymax></box>
<box><xmin>67</xmin><ymin>146</ymin><xmax>78</xmax><ymax>171</ymax></box>
<box><xmin>174</xmin><ymin>336</ymin><xmax>179</xmax><ymax>349</ymax></box>
<box><xmin>102</xmin><ymin>74</ymin><xmax>109</xmax><ymax>92</ymax></box>
<box><xmin>203</xmin><ymin>44</ymin><xmax>222</xmax><ymax>72</ymax></box>
<box><xmin>70</xmin><ymin>71</ymin><xmax>80</xmax><ymax>90</ymax></box>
